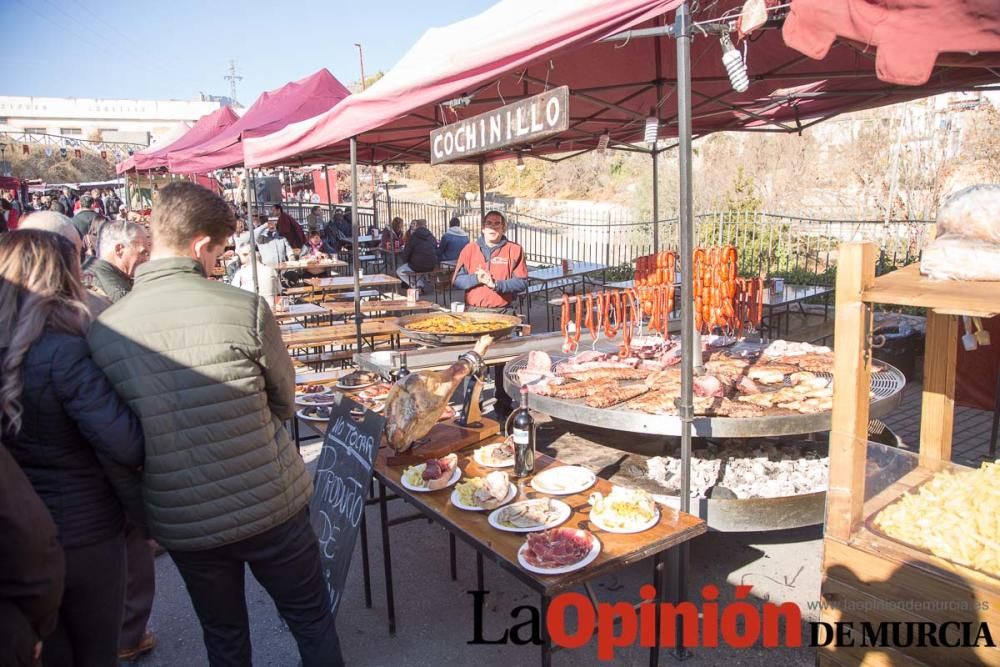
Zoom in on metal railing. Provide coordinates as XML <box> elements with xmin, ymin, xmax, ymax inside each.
<box><xmin>258</xmin><ymin>196</ymin><xmax>934</xmax><ymax>283</ymax></box>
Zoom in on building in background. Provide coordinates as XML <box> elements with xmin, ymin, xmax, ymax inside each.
<box><xmin>0</xmin><ymin>95</ymin><xmax>227</xmax><ymax>146</ymax></box>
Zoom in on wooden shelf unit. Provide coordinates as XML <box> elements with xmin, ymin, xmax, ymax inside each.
<box><xmin>821</xmin><ymin>243</ymin><xmax>1000</xmax><ymax>667</ymax></box>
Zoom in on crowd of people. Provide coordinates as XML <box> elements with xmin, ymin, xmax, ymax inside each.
<box><xmin>0</xmin><ymin>183</ymin><xmax>531</xmax><ymax>666</ymax></box>
<box><xmin>1</xmin><ymin>183</ymin><xmax>343</xmax><ymax>667</ymax></box>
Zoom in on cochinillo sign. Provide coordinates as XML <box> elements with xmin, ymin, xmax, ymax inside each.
<box><xmin>430</xmin><ymin>86</ymin><xmax>569</xmax><ymax>165</ymax></box>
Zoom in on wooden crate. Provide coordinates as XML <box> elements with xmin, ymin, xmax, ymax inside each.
<box><xmin>824</xmin><ymin>243</ymin><xmax>1000</xmax><ymax>666</ymax></box>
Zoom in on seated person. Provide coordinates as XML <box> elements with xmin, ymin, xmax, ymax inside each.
<box><xmin>397</xmin><ymin>219</ymin><xmax>438</xmax><ymax>289</ymax></box>
<box><xmin>302</xmin><ymin>230</ymin><xmax>336</xmax><ymax>259</ymax></box>
<box><xmin>437</xmin><ymin>217</ymin><xmax>469</xmax><ymax>263</ymax></box>
<box><xmin>230</xmin><ymin>242</ymin><xmax>280</xmax><ymax>302</ymax></box>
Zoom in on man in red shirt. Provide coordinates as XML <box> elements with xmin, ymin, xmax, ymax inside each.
<box><xmin>452</xmin><ymin>211</ymin><xmax>528</xmax><ymax>420</ymax></box>
<box><xmin>271</xmin><ymin>203</ymin><xmax>306</xmax><ymax>250</ymax></box>
<box><xmin>452</xmin><ymin>210</ymin><xmax>528</xmax><ymax>315</ymax></box>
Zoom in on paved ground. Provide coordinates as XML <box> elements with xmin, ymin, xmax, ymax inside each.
<box><xmin>126</xmin><ymin>291</ymin><xmax>997</xmax><ymax>666</ymax></box>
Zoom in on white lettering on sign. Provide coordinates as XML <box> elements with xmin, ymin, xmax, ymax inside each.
<box><xmin>430</xmin><ymin>86</ymin><xmax>569</xmax><ymax>165</ymax></box>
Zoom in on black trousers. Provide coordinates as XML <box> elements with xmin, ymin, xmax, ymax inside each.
<box><xmin>43</xmin><ymin>533</ymin><xmax>126</xmax><ymax>667</ymax></box>
<box><xmin>119</xmin><ymin>521</ymin><xmax>156</xmax><ymax>650</ymax></box>
<box><xmin>169</xmin><ymin>507</ymin><xmax>343</xmax><ymax>667</ymax></box>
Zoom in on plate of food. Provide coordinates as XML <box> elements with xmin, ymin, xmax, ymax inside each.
<box><xmin>357</xmin><ymin>383</ymin><xmax>392</xmax><ymax>401</ymax></box>
<box><xmin>297</xmin><ymin>405</ymin><xmax>333</xmax><ymax>422</ymax></box>
<box><xmin>530</xmin><ymin>466</ymin><xmax>597</xmax><ymax>496</ymax></box>
<box><xmin>451</xmin><ymin>471</ymin><xmax>517</xmax><ymax>511</ymax></box>
<box><xmin>296</xmin><ymin>380</ymin><xmax>337</xmax><ymax>395</ymax></box>
<box><xmin>336</xmin><ymin>370</ymin><xmax>380</xmax><ymax>391</ymax></box>
<box><xmin>588</xmin><ymin>486</ymin><xmax>660</xmax><ymax>533</ymax></box>
<box><xmin>517</xmin><ymin>528</ymin><xmax>601</xmax><ymax>575</ymax></box>
<box><xmin>487</xmin><ymin>498</ymin><xmax>570</xmax><ymax>533</ymax></box>
<box><xmin>473</xmin><ymin>439</ymin><xmax>515</xmax><ymax>468</ymax></box>
<box><xmin>401</xmin><ymin>454</ymin><xmax>461</xmax><ymax>492</ymax></box>
<box><xmin>296</xmin><ymin>391</ymin><xmax>338</xmax><ymax>407</ymax></box>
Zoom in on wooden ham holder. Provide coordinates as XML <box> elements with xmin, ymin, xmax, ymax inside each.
<box><xmin>386</xmin><ymin>371</ymin><xmax>500</xmax><ymax>466</ymax></box>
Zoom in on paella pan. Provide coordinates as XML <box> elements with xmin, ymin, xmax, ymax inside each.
<box><xmin>397</xmin><ymin>312</ymin><xmax>521</xmax><ymax>346</ymax></box>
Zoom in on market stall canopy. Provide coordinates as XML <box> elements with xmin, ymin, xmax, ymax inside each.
<box><xmin>167</xmin><ymin>69</ymin><xmax>350</xmax><ymax>174</ymax></box>
<box><xmin>123</xmin><ymin>106</ymin><xmax>239</xmax><ymax>173</ymax></box>
<box><xmin>115</xmin><ymin>122</ymin><xmax>191</xmax><ymax>174</ymax></box>
<box><xmin>243</xmin><ymin>0</ymin><xmax>1000</xmax><ymax>168</ymax></box>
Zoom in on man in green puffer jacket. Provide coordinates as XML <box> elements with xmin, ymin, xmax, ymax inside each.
<box><xmin>88</xmin><ymin>181</ymin><xmax>342</xmax><ymax>667</ymax></box>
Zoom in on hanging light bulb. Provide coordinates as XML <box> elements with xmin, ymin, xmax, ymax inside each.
<box><xmin>596</xmin><ymin>130</ymin><xmax>610</xmax><ymax>154</ymax></box>
<box><xmin>720</xmin><ymin>33</ymin><xmax>749</xmax><ymax>93</ymax></box>
<box><xmin>643</xmin><ymin>111</ymin><xmax>658</xmax><ymax>147</ymax></box>
<box><xmin>516</xmin><ymin>153</ymin><xmax>525</xmax><ymax>171</ymax></box>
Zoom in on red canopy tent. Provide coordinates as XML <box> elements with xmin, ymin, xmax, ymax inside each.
<box><xmin>243</xmin><ymin>0</ymin><xmax>1000</xmax><ymax>168</ymax></box>
<box><xmin>115</xmin><ymin>122</ymin><xmax>191</xmax><ymax>174</ymax></box>
<box><xmin>118</xmin><ymin>106</ymin><xmax>239</xmax><ymax>174</ymax></box>
<box><xmin>167</xmin><ymin>69</ymin><xmax>350</xmax><ymax>174</ymax></box>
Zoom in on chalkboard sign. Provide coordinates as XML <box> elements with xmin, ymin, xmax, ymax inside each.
<box><xmin>308</xmin><ymin>393</ymin><xmax>385</xmax><ymax>618</ymax></box>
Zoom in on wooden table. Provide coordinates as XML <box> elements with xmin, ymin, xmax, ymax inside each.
<box><xmin>274</xmin><ymin>258</ymin><xmax>347</xmax><ymax>272</ymax></box>
<box><xmin>273</xmin><ymin>302</ymin><xmax>330</xmax><ymax>324</ymax></box>
<box><xmin>284</xmin><ymin>273</ymin><xmax>399</xmax><ymax>297</ymax></box>
<box><xmin>282</xmin><ymin>319</ymin><xmax>400</xmax><ymax>349</ymax></box>
<box><xmin>372</xmin><ymin>443</ymin><xmax>706</xmax><ymax>665</ymax></box>
<box><xmin>760</xmin><ymin>283</ymin><xmax>834</xmax><ymax>338</ymax></box>
<box><xmin>526</xmin><ymin>261</ymin><xmax>609</xmax><ymax>330</ymax></box>
<box><xmin>321</xmin><ymin>299</ymin><xmax>440</xmax><ymax>318</ymax></box>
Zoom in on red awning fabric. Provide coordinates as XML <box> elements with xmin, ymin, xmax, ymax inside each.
<box><xmin>243</xmin><ymin>0</ymin><xmax>1000</xmax><ymax>168</ymax></box>
<box><xmin>783</xmin><ymin>0</ymin><xmax>1000</xmax><ymax>86</ymax></box>
<box><xmin>116</xmin><ymin>122</ymin><xmax>192</xmax><ymax>174</ymax></box>
<box><xmin>125</xmin><ymin>106</ymin><xmax>239</xmax><ymax>173</ymax></box>
<box><xmin>167</xmin><ymin>69</ymin><xmax>350</xmax><ymax>174</ymax></box>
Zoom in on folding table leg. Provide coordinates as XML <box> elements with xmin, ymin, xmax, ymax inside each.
<box><xmin>377</xmin><ymin>479</ymin><xmax>396</xmax><ymax>635</ymax></box>
<box><xmin>449</xmin><ymin>533</ymin><xmax>457</xmax><ymax>581</ymax></box>
<box><xmin>359</xmin><ymin>501</ymin><xmax>372</xmax><ymax>608</ymax></box>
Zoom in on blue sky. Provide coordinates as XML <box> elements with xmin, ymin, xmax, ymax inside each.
<box><xmin>2</xmin><ymin>0</ymin><xmax>496</xmax><ymax>102</ymax></box>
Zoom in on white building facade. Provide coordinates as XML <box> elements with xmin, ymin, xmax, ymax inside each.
<box><xmin>0</xmin><ymin>96</ymin><xmax>223</xmax><ymax>147</ymax></box>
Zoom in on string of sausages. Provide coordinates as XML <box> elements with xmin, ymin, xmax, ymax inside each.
<box><xmin>559</xmin><ymin>245</ymin><xmax>765</xmax><ymax>353</ymax></box>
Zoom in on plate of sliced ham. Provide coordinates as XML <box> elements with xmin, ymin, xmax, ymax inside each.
<box><xmin>517</xmin><ymin>528</ymin><xmax>601</xmax><ymax>575</ymax></box>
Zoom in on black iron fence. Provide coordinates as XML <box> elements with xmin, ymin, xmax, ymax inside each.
<box><xmin>261</xmin><ymin>197</ymin><xmax>933</xmax><ymax>285</ymax></box>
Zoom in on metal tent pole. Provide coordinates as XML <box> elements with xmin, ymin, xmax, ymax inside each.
<box><xmin>652</xmin><ymin>150</ymin><xmax>660</xmax><ymax>253</ymax></box>
<box><xmin>673</xmin><ymin>0</ymin><xmax>693</xmax><ymax>659</ymax></box>
<box><xmin>245</xmin><ymin>167</ymin><xmax>259</xmax><ymax>295</ymax></box>
<box><xmin>351</xmin><ymin>138</ymin><xmax>363</xmax><ymax>354</ymax></box>
<box><xmin>478</xmin><ymin>162</ymin><xmax>486</xmax><ymax>229</ymax></box>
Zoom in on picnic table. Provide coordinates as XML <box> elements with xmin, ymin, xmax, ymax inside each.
<box><xmin>369</xmin><ymin>443</ymin><xmax>706</xmax><ymax>666</ymax></box>
<box><xmin>321</xmin><ymin>299</ymin><xmax>440</xmax><ymax>318</ymax></box>
<box><xmin>281</xmin><ymin>319</ymin><xmax>400</xmax><ymax>349</ymax></box>
<box><xmin>525</xmin><ymin>261</ymin><xmax>609</xmax><ymax>330</ymax></box>
<box><xmin>284</xmin><ymin>273</ymin><xmax>400</xmax><ymax>297</ymax></box>
<box><xmin>760</xmin><ymin>284</ymin><xmax>834</xmax><ymax>338</ymax></box>
<box><xmin>273</xmin><ymin>258</ymin><xmax>347</xmax><ymax>273</ymax></box>
<box><xmin>273</xmin><ymin>302</ymin><xmax>330</xmax><ymax>325</ymax></box>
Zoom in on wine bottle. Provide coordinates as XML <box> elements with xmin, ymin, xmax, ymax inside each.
<box><xmin>511</xmin><ymin>386</ymin><xmax>535</xmax><ymax>477</ymax></box>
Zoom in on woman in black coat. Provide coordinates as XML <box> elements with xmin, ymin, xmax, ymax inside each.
<box><xmin>0</xmin><ymin>230</ymin><xmax>145</xmax><ymax>666</ymax></box>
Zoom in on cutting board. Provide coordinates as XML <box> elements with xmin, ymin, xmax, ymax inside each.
<box><xmin>385</xmin><ymin>418</ymin><xmax>500</xmax><ymax>466</ymax></box>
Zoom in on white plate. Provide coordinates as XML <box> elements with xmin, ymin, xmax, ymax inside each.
<box><xmin>296</xmin><ymin>408</ymin><xmax>331</xmax><ymax>423</ymax></box>
<box><xmin>589</xmin><ymin>508</ymin><xmax>660</xmax><ymax>534</ymax></box>
<box><xmin>487</xmin><ymin>499</ymin><xmax>571</xmax><ymax>533</ymax></box>
<box><xmin>450</xmin><ymin>482</ymin><xmax>517</xmax><ymax>511</ymax></box>
<box><xmin>530</xmin><ymin>466</ymin><xmax>597</xmax><ymax>496</ymax></box>
<box><xmin>473</xmin><ymin>443</ymin><xmax>514</xmax><ymax>468</ymax></box>
<box><xmin>336</xmin><ymin>379</ymin><xmax>376</xmax><ymax>391</ymax></box>
<box><xmin>295</xmin><ymin>392</ymin><xmax>338</xmax><ymax>407</ymax></box>
<box><xmin>517</xmin><ymin>530</ymin><xmax>601</xmax><ymax>575</ymax></box>
<box><xmin>349</xmin><ymin>402</ymin><xmax>385</xmax><ymax>415</ymax></box>
<box><xmin>401</xmin><ymin>465</ymin><xmax>461</xmax><ymax>493</ymax></box>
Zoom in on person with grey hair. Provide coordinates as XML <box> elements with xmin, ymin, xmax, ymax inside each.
<box><xmin>397</xmin><ymin>218</ymin><xmax>438</xmax><ymax>289</ymax></box>
<box><xmin>230</xmin><ymin>242</ymin><xmax>280</xmax><ymax>302</ymax></box>
<box><xmin>84</xmin><ymin>220</ymin><xmax>150</xmax><ymax>303</ymax></box>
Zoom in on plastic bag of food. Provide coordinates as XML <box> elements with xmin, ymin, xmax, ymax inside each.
<box><xmin>920</xmin><ymin>234</ymin><xmax>1000</xmax><ymax>281</ymax></box>
<box><xmin>936</xmin><ymin>184</ymin><xmax>1000</xmax><ymax>243</ymax></box>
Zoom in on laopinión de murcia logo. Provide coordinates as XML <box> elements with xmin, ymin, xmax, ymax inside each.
<box><xmin>468</xmin><ymin>585</ymin><xmax>995</xmax><ymax>660</ymax></box>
